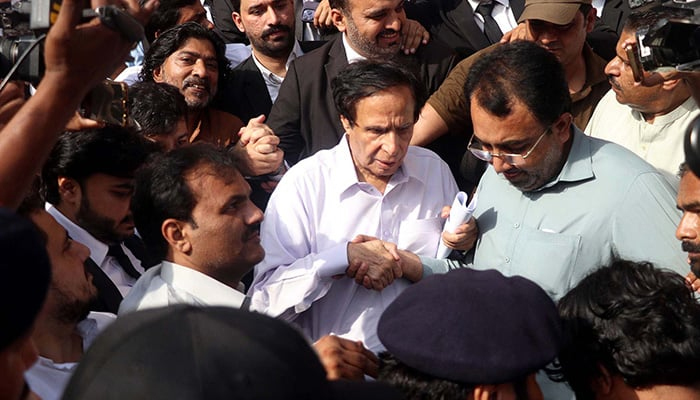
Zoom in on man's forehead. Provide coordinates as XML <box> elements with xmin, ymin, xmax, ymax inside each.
<box><xmin>173</xmin><ymin>38</ymin><xmax>216</xmax><ymax>55</ymax></box>
<box><xmin>244</xmin><ymin>0</ymin><xmax>288</xmax><ymax>10</ymax></box>
<box><xmin>351</xmin><ymin>0</ymin><xmax>402</xmax><ymax>13</ymax></box>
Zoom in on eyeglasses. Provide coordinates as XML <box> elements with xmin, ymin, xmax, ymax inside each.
<box><xmin>467</xmin><ymin>127</ymin><xmax>550</xmax><ymax>165</ymax></box>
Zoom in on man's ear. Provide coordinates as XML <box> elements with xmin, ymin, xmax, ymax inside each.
<box><xmin>162</xmin><ymin>219</ymin><xmax>192</xmax><ymax>255</ymax></box>
<box><xmin>584</xmin><ymin>7</ymin><xmax>596</xmax><ymax>33</ymax></box>
<box><xmin>591</xmin><ymin>364</ymin><xmax>614</xmax><ymax>398</ymax></box>
<box><xmin>152</xmin><ymin>65</ymin><xmax>164</xmax><ymax>83</ymax></box>
<box><xmin>340</xmin><ymin>114</ymin><xmax>353</xmax><ymax>132</ymax></box>
<box><xmin>57</xmin><ymin>177</ymin><xmax>81</xmax><ymax>207</ymax></box>
<box><xmin>554</xmin><ymin>112</ymin><xmax>574</xmax><ymax>144</ymax></box>
<box><xmin>232</xmin><ymin>12</ymin><xmax>246</xmax><ymax>32</ymax></box>
<box><xmin>331</xmin><ymin>8</ymin><xmax>346</xmax><ymax>32</ymax></box>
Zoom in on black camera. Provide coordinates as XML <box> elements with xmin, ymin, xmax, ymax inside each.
<box><xmin>625</xmin><ymin>0</ymin><xmax>700</xmax><ymax>79</ymax></box>
<box><xmin>0</xmin><ymin>0</ymin><xmax>53</xmax><ymax>85</ymax></box>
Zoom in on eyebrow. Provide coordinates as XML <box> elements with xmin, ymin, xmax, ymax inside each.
<box><xmin>177</xmin><ymin>51</ymin><xmax>217</xmax><ymax>62</ymax></box>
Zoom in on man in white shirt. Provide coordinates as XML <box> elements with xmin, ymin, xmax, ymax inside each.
<box><xmin>119</xmin><ymin>144</ymin><xmax>263</xmax><ymax>313</ymax></box>
<box><xmin>18</xmin><ymin>195</ymin><xmax>115</xmax><ymax>400</ymax></box>
<box><xmin>586</xmin><ymin>9</ymin><xmax>699</xmax><ymax>186</ymax></box>
<box><xmin>41</xmin><ymin>127</ymin><xmax>154</xmax><ymax>314</ymax></box>
<box><xmin>120</xmin><ymin>143</ymin><xmax>382</xmax><ymax>380</ymax></box>
<box><xmin>250</xmin><ymin>61</ymin><xmax>461</xmax><ymax>352</ymax></box>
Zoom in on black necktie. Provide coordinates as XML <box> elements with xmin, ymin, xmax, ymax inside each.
<box><xmin>475</xmin><ymin>1</ymin><xmax>504</xmax><ymax>44</ymax></box>
<box><xmin>108</xmin><ymin>244</ymin><xmax>142</xmax><ymax>279</ymax></box>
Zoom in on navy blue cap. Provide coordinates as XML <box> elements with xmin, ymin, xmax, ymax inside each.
<box><xmin>378</xmin><ymin>268</ymin><xmax>564</xmax><ymax>385</ymax></box>
<box><xmin>0</xmin><ymin>207</ymin><xmax>51</xmax><ymax>351</ymax></box>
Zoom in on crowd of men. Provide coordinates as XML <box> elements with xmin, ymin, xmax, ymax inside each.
<box><xmin>1</xmin><ymin>0</ymin><xmax>700</xmax><ymax>398</ymax></box>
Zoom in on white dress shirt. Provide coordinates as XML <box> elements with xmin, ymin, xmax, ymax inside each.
<box><xmin>467</xmin><ymin>0</ymin><xmax>518</xmax><ymax>35</ymax></box>
<box><xmin>25</xmin><ymin>312</ymin><xmax>115</xmax><ymax>400</ymax></box>
<box><xmin>252</xmin><ymin>41</ymin><xmax>304</xmax><ymax>103</ymax></box>
<box><xmin>249</xmin><ymin>137</ymin><xmax>458</xmax><ymax>352</ymax></box>
<box><xmin>118</xmin><ymin>261</ymin><xmax>248</xmax><ymax>314</ymax></box>
<box><xmin>46</xmin><ymin>204</ymin><xmax>144</xmax><ymax>297</ymax></box>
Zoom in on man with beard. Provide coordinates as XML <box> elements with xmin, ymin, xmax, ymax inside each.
<box><xmin>41</xmin><ymin>127</ymin><xmax>154</xmax><ymax>314</ymax></box>
<box><xmin>141</xmin><ymin>22</ymin><xmax>285</xmax><ymax>178</ymax></box>
<box><xmin>224</xmin><ymin>0</ymin><xmax>302</xmax><ymax>124</ymax></box>
<box><xmin>266</xmin><ymin>0</ymin><xmax>458</xmax><ymax>166</ymax></box>
<box><xmin>427</xmin><ymin>39</ymin><xmax>687</xmax><ymax>400</ymax></box>
<box><xmin>17</xmin><ymin>193</ymin><xmax>115</xmax><ymax>400</ymax></box>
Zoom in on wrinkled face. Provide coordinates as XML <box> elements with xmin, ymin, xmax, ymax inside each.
<box><xmin>233</xmin><ymin>0</ymin><xmax>295</xmax><ymax>59</ymax></box>
<box><xmin>676</xmin><ymin>169</ymin><xmax>700</xmax><ymax>276</ymax></box>
<box><xmin>341</xmin><ymin>85</ymin><xmax>414</xmax><ymax>190</ymax></box>
<box><xmin>153</xmin><ymin>38</ymin><xmax>219</xmax><ymax>110</ymax></box>
<box><xmin>526</xmin><ymin>8</ymin><xmax>594</xmax><ymax>69</ymax></box>
<box><xmin>336</xmin><ymin>0</ymin><xmax>406</xmax><ymax>59</ymax></box>
<box><xmin>76</xmin><ymin>174</ymin><xmax>136</xmax><ymax>244</ymax></box>
<box><xmin>31</xmin><ymin>210</ymin><xmax>95</xmax><ymax>323</ymax></box>
<box><xmin>175</xmin><ymin>2</ymin><xmax>214</xmax><ymax>29</ymax></box>
<box><xmin>183</xmin><ymin>166</ymin><xmax>265</xmax><ymax>282</ymax></box>
<box><xmin>605</xmin><ymin>29</ymin><xmax>663</xmax><ymax>113</ymax></box>
<box><xmin>148</xmin><ymin>117</ymin><xmax>190</xmax><ymax>152</ymax></box>
<box><xmin>470</xmin><ymin>95</ymin><xmax>571</xmax><ymax>192</ymax></box>
<box><xmin>0</xmin><ymin>334</ymin><xmax>37</xmax><ymax>400</ymax></box>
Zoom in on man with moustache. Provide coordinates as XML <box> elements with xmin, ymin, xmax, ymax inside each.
<box><xmin>41</xmin><ymin>127</ymin><xmax>154</xmax><ymax>314</ymax></box>
<box><xmin>586</xmin><ymin>9</ymin><xmax>699</xmax><ymax>186</ymax></box>
<box><xmin>120</xmin><ymin>144</ymin><xmax>380</xmax><ymax>380</ymax></box>
<box><xmin>267</xmin><ymin>0</ymin><xmax>457</xmax><ymax>166</ymax></box>
<box><xmin>434</xmin><ymin>39</ymin><xmax>686</xmax><ymax>400</ymax></box>
<box><xmin>141</xmin><ymin>23</ymin><xmax>284</xmax><ymax>178</ymax></box>
<box><xmin>222</xmin><ymin>0</ymin><xmax>302</xmax><ymax>124</ymax></box>
<box><xmin>17</xmin><ymin>194</ymin><xmax>115</xmax><ymax>400</ymax></box>
<box><xmin>676</xmin><ymin>163</ymin><xmax>700</xmax><ymax>279</ymax></box>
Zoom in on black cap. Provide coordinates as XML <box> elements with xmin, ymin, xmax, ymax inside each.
<box><xmin>378</xmin><ymin>268</ymin><xmax>564</xmax><ymax>385</ymax></box>
<box><xmin>63</xmin><ymin>306</ymin><xmax>405</xmax><ymax>400</ymax></box>
<box><xmin>0</xmin><ymin>208</ymin><xmax>51</xmax><ymax>351</ymax></box>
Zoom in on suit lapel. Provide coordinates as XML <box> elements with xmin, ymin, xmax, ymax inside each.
<box><xmin>450</xmin><ymin>0</ymin><xmax>491</xmax><ymax>50</ymax></box>
<box><xmin>84</xmin><ymin>257</ymin><xmax>123</xmax><ymax>314</ymax></box>
<box><xmin>241</xmin><ymin>57</ymin><xmax>274</xmax><ymax>115</ymax></box>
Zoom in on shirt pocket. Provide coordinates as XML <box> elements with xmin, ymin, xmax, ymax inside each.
<box><xmin>511</xmin><ymin>228</ymin><xmax>582</xmax><ymax>300</ymax></box>
<box><xmin>398</xmin><ymin>217</ymin><xmax>444</xmax><ymax>257</ymax></box>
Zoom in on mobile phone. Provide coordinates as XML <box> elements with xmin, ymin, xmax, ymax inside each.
<box><xmin>79</xmin><ymin>80</ymin><xmax>130</xmax><ymax>127</ymax></box>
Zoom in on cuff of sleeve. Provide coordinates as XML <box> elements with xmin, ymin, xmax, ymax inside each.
<box><xmin>315</xmin><ymin>242</ymin><xmax>350</xmax><ymax>278</ymax></box>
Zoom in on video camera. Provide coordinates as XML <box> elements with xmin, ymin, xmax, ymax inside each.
<box><xmin>0</xmin><ymin>0</ymin><xmax>144</xmax><ymax>126</ymax></box>
<box><xmin>625</xmin><ymin>0</ymin><xmax>700</xmax><ymax>81</ymax></box>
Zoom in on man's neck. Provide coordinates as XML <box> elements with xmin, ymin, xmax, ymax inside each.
<box><xmin>32</xmin><ymin>311</ymin><xmax>84</xmax><ymax>364</ymax></box>
<box><xmin>639</xmin><ymin>92</ymin><xmax>692</xmax><ymax>124</ymax></box>
<box><xmin>167</xmin><ymin>256</ymin><xmax>243</xmax><ymax>290</ymax></box>
<box><xmin>565</xmin><ymin>55</ymin><xmax>587</xmax><ymax>95</ymax></box>
<box><xmin>252</xmin><ymin>49</ymin><xmax>290</xmax><ymax>78</ymax></box>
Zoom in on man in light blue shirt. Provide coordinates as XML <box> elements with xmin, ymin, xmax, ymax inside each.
<box><xmin>428</xmin><ymin>41</ymin><xmax>688</xmax><ymax>301</ymax></box>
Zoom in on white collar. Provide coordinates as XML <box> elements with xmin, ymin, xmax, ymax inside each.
<box><xmin>251</xmin><ymin>41</ymin><xmax>304</xmax><ymax>82</ymax></box>
<box><xmin>160</xmin><ymin>261</ymin><xmax>247</xmax><ymax>308</ymax></box>
<box><xmin>341</xmin><ymin>33</ymin><xmax>367</xmax><ymax>64</ymax></box>
<box><xmin>45</xmin><ymin>203</ymin><xmax>109</xmax><ymax>266</ymax></box>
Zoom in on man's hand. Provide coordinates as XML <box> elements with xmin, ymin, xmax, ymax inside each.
<box><xmin>232</xmin><ymin>115</ymin><xmax>284</xmax><ymax>176</ymax></box>
<box><xmin>440</xmin><ymin>206</ymin><xmax>478</xmax><ymax>252</ymax></box>
<box><xmin>313</xmin><ymin>0</ymin><xmax>334</xmax><ymax>28</ymax></box>
<box><xmin>687</xmin><ymin>271</ymin><xmax>700</xmax><ymax>293</ymax></box>
<box><xmin>313</xmin><ymin>335</ymin><xmax>379</xmax><ymax>380</ymax></box>
<box><xmin>43</xmin><ymin>0</ymin><xmax>158</xmax><ymax>95</ymax></box>
<box><xmin>500</xmin><ymin>22</ymin><xmax>530</xmax><ymax>43</ymax></box>
<box><xmin>401</xmin><ymin>19</ymin><xmax>430</xmax><ymax>55</ymax></box>
<box><xmin>346</xmin><ymin>235</ymin><xmax>402</xmax><ymax>291</ymax></box>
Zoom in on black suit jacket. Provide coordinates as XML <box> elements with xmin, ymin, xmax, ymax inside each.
<box><xmin>268</xmin><ymin>34</ymin><xmax>458</xmax><ymax>165</ymax></box>
<box><xmin>407</xmin><ymin>0</ymin><xmax>525</xmax><ymax>59</ymax></box>
<box><xmin>221</xmin><ymin>56</ymin><xmax>274</xmax><ymax>123</ymax></box>
<box><xmin>601</xmin><ymin>0</ymin><xmax>630</xmax><ymax>35</ymax></box>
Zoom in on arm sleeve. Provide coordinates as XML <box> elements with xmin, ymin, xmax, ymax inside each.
<box><xmin>248</xmin><ymin>174</ymin><xmax>349</xmax><ymax>320</ymax></box>
<box><xmin>267</xmin><ymin>60</ymin><xmax>305</xmax><ymax>164</ymax></box>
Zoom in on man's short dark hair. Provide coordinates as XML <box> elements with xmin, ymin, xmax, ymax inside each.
<box><xmin>378</xmin><ymin>352</ymin><xmax>472</xmax><ymax>399</ymax></box>
<box><xmin>231</xmin><ymin>0</ymin><xmax>241</xmax><ymax>13</ymax></box>
<box><xmin>129</xmin><ymin>81</ymin><xmax>188</xmax><ymax>139</ymax></box>
<box><xmin>141</xmin><ymin>0</ymin><xmax>199</xmax><ymax>43</ymax></box>
<box><xmin>140</xmin><ymin>22</ymin><xmax>231</xmax><ymax>86</ymax></box>
<box><xmin>557</xmin><ymin>259</ymin><xmax>700</xmax><ymax>400</ymax></box>
<box><xmin>41</xmin><ymin>127</ymin><xmax>152</xmax><ymax>206</ymax></box>
<box><xmin>132</xmin><ymin>143</ymin><xmax>241</xmax><ymax>259</ymax></box>
<box><xmin>465</xmin><ymin>41</ymin><xmax>571</xmax><ymax>127</ymax></box>
<box><xmin>332</xmin><ymin>60</ymin><xmax>427</xmax><ymax>127</ymax></box>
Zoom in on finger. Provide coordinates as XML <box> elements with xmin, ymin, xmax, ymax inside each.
<box><xmin>382</xmin><ymin>241</ymin><xmax>400</xmax><ymax>261</ymax></box>
<box><xmin>441</xmin><ymin>205</ymin><xmax>451</xmax><ymax>219</ymax></box>
<box><xmin>55</xmin><ymin>0</ymin><xmax>82</xmax><ymax>33</ymax></box>
<box><xmin>363</xmin><ymin>275</ymin><xmax>372</xmax><ymax>290</ymax></box>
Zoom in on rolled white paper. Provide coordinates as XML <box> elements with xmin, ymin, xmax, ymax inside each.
<box><xmin>436</xmin><ymin>191</ymin><xmax>478</xmax><ymax>259</ymax></box>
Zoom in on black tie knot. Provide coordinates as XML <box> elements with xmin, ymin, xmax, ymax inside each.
<box><xmin>474</xmin><ymin>1</ymin><xmax>503</xmax><ymax>44</ymax></box>
<box><xmin>108</xmin><ymin>244</ymin><xmax>141</xmax><ymax>279</ymax></box>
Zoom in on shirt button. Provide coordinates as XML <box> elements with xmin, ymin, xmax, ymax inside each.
<box><xmin>505</xmin><ymin>257</ymin><xmax>511</xmax><ymax>263</ymax></box>
<box><xmin>513</xmin><ymin>223</ymin><xmax>520</xmax><ymax>228</ymax></box>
